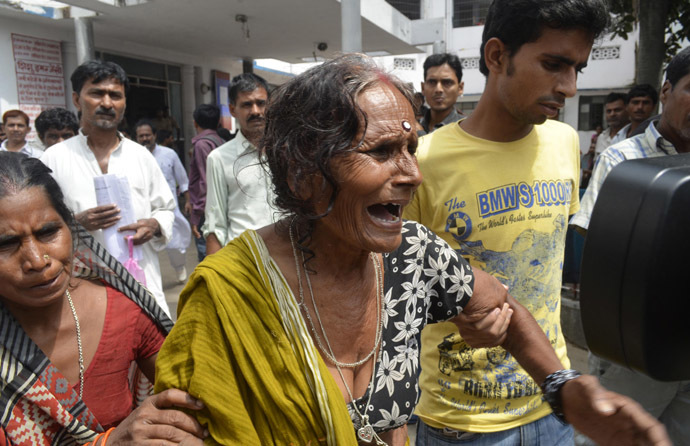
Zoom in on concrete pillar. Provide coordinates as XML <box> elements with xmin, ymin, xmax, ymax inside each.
<box><xmin>181</xmin><ymin>64</ymin><xmax>196</xmax><ymax>166</ymax></box>
<box><xmin>74</xmin><ymin>17</ymin><xmax>95</xmax><ymax>64</ymax></box>
<box><xmin>193</xmin><ymin>66</ymin><xmax>204</xmax><ymax>106</ymax></box>
<box><xmin>443</xmin><ymin>0</ymin><xmax>453</xmax><ymax>53</ymax></box>
<box><xmin>61</xmin><ymin>42</ymin><xmax>78</xmax><ymax>109</ymax></box>
<box><xmin>242</xmin><ymin>59</ymin><xmax>254</xmax><ymax>73</ymax></box>
<box><xmin>432</xmin><ymin>41</ymin><xmax>446</xmax><ymax>54</ymax></box>
<box><xmin>341</xmin><ymin>0</ymin><xmax>361</xmax><ymax>53</ymax></box>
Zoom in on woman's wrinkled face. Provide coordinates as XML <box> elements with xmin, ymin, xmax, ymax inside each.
<box><xmin>0</xmin><ymin>187</ymin><xmax>73</xmax><ymax>309</ymax></box>
<box><xmin>315</xmin><ymin>83</ymin><xmax>423</xmax><ymax>254</ymax></box>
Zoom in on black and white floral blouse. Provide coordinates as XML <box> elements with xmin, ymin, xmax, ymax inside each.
<box><xmin>346</xmin><ymin>220</ymin><xmax>475</xmax><ymax>434</ymax></box>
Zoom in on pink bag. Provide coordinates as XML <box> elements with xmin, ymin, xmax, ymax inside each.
<box><xmin>123</xmin><ymin>235</ymin><xmax>146</xmax><ymax>285</ymax></box>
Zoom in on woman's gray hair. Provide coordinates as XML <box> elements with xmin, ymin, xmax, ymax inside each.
<box><xmin>261</xmin><ymin>53</ymin><xmax>414</xmax><ymax>241</ymax></box>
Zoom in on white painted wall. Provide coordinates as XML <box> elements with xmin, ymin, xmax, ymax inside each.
<box><xmin>0</xmin><ymin>15</ymin><xmax>253</xmax><ymax>114</ymax></box>
<box><xmin>0</xmin><ymin>14</ymin><xmax>262</xmax><ymax>149</ymax></box>
<box><xmin>450</xmin><ymin>25</ymin><xmax>485</xmax><ymax>95</ymax></box>
<box><xmin>0</xmin><ymin>16</ymin><xmax>74</xmax><ymax>115</ymax></box>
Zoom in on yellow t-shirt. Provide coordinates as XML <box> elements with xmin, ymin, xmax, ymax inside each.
<box><xmin>404</xmin><ymin>119</ymin><xmax>580</xmax><ymax>432</ymax></box>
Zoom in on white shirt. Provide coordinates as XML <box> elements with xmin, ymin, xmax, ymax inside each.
<box><xmin>611</xmin><ymin>123</ymin><xmax>632</xmax><ymax>146</ymax></box>
<box><xmin>151</xmin><ymin>145</ymin><xmax>189</xmax><ymax>204</ymax></box>
<box><xmin>1</xmin><ymin>140</ymin><xmax>43</xmax><ymax>158</ymax></box>
<box><xmin>151</xmin><ymin>144</ymin><xmax>191</xmax><ymax>253</ymax></box>
<box><xmin>594</xmin><ymin>127</ymin><xmax>615</xmax><ymax>155</ymax></box>
<box><xmin>202</xmin><ymin>130</ymin><xmax>276</xmax><ymax>247</ymax></box>
<box><xmin>571</xmin><ymin>121</ymin><xmax>677</xmax><ymax>231</ymax></box>
<box><xmin>40</xmin><ymin>132</ymin><xmax>175</xmax><ymax>313</ymax></box>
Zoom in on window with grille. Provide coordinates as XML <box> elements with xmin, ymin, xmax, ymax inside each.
<box><xmin>578</xmin><ymin>95</ymin><xmax>607</xmax><ymax>131</ymax></box>
<box><xmin>591</xmin><ymin>46</ymin><xmax>621</xmax><ymax>60</ymax></box>
<box><xmin>460</xmin><ymin>57</ymin><xmax>480</xmax><ymax>70</ymax></box>
<box><xmin>453</xmin><ymin>0</ymin><xmax>491</xmax><ymax>27</ymax></box>
<box><xmin>393</xmin><ymin>58</ymin><xmax>416</xmax><ymax>71</ymax></box>
<box><xmin>385</xmin><ymin>0</ymin><xmax>421</xmax><ymax>20</ymax></box>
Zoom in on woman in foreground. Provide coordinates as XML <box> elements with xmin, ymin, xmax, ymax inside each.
<box><xmin>0</xmin><ymin>152</ymin><xmax>206</xmax><ymax>445</ymax></box>
<box><xmin>155</xmin><ymin>55</ymin><xmax>668</xmax><ymax>445</ymax></box>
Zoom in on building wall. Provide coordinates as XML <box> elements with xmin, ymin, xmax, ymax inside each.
<box><xmin>0</xmin><ymin>14</ymin><xmax>290</xmax><ymax>151</ymax></box>
<box><xmin>0</xmin><ymin>16</ymin><xmax>74</xmax><ymax>115</ymax></box>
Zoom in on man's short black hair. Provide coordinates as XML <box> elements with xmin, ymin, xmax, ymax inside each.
<box><xmin>193</xmin><ymin>104</ymin><xmax>221</xmax><ymax>130</ymax></box>
<box><xmin>134</xmin><ymin>119</ymin><xmax>156</xmax><ymax>134</ymax></box>
<box><xmin>605</xmin><ymin>92</ymin><xmax>627</xmax><ymax>105</ymax></box>
<box><xmin>156</xmin><ymin>129</ymin><xmax>173</xmax><ymax>145</ymax></box>
<box><xmin>228</xmin><ymin>73</ymin><xmax>269</xmax><ymax>105</ymax></box>
<box><xmin>35</xmin><ymin>108</ymin><xmax>79</xmax><ymax>139</ymax></box>
<box><xmin>626</xmin><ymin>84</ymin><xmax>659</xmax><ymax>105</ymax></box>
<box><xmin>71</xmin><ymin>60</ymin><xmax>129</xmax><ymax>95</ymax></box>
<box><xmin>423</xmin><ymin>53</ymin><xmax>463</xmax><ymax>83</ymax></box>
<box><xmin>479</xmin><ymin>0</ymin><xmax>610</xmax><ymax>76</ymax></box>
<box><xmin>665</xmin><ymin>46</ymin><xmax>690</xmax><ymax>88</ymax></box>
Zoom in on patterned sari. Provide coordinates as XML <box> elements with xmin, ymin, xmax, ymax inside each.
<box><xmin>0</xmin><ymin>226</ymin><xmax>173</xmax><ymax>445</ymax></box>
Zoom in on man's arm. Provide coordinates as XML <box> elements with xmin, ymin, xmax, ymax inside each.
<box><xmin>141</xmin><ymin>152</ymin><xmax>176</xmax><ymax>249</ymax></box>
<box><xmin>172</xmin><ymin>150</ymin><xmax>189</xmax><ymax>196</ymax></box>
<box><xmin>202</xmin><ymin>151</ymin><xmax>230</xmax><ymax>253</ymax></box>
<box><xmin>182</xmin><ymin>191</ymin><xmax>191</xmax><ymax>216</ymax></box>
<box><xmin>462</xmin><ymin>269</ymin><xmax>670</xmax><ymax>445</ymax></box>
<box><xmin>570</xmin><ymin>151</ymin><xmax>618</xmax><ymax>237</ymax></box>
<box><xmin>189</xmin><ymin>139</ymin><xmax>215</xmax><ymax>227</ymax></box>
<box><xmin>205</xmin><ymin>233</ymin><xmax>223</xmax><ymax>255</ymax></box>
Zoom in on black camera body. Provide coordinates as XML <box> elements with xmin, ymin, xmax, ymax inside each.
<box><xmin>580</xmin><ymin>153</ymin><xmax>690</xmax><ymax>381</ymax></box>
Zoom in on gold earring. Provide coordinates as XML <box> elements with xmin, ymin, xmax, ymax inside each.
<box><xmin>43</xmin><ymin>254</ymin><xmax>50</xmax><ymax>261</ymax></box>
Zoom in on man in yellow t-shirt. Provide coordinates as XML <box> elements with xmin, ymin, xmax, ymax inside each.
<box><xmin>404</xmin><ymin>0</ymin><xmax>610</xmax><ymax>443</ymax></box>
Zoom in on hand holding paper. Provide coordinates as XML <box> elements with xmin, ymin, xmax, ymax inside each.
<box><xmin>93</xmin><ymin>174</ymin><xmax>142</xmax><ymax>265</ymax></box>
<box><xmin>75</xmin><ymin>204</ymin><xmax>120</xmax><ymax>230</ymax></box>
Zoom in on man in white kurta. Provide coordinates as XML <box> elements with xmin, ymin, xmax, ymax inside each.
<box><xmin>202</xmin><ymin>73</ymin><xmax>275</xmax><ymax>254</ymax></box>
<box><xmin>41</xmin><ymin>132</ymin><xmax>175</xmax><ymax>313</ymax></box>
<box><xmin>41</xmin><ymin>60</ymin><xmax>174</xmax><ymax>314</ymax></box>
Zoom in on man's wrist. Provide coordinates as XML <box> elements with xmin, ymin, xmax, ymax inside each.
<box><xmin>541</xmin><ymin>369</ymin><xmax>582</xmax><ymax>422</ymax></box>
<box><xmin>149</xmin><ymin>218</ymin><xmax>162</xmax><ymax>237</ymax></box>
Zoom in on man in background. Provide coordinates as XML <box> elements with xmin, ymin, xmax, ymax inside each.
<box><xmin>611</xmin><ymin>83</ymin><xmax>658</xmax><ymax>143</ymax></box>
<box><xmin>136</xmin><ymin>119</ymin><xmax>191</xmax><ymax>283</ymax></box>
<box><xmin>41</xmin><ymin>60</ymin><xmax>175</xmax><ymax>314</ymax></box>
<box><xmin>203</xmin><ymin>73</ymin><xmax>275</xmax><ymax>254</ymax></box>
<box><xmin>188</xmin><ymin>104</ymin><xmax>223</xmax><ymax>261</ymax></box>
<box><xmin>594</xmin><ymin>92</ymin><xmax>628</xmax><ymax>155</ymax></box>
<box><xmin>1</xmin><ymin>109</ymin><xmax>42</xmax><ymax>157</ymax></box>
<box><xmin>35</xmin><ymin>107</ymin><xmax>79</xmax><ymax>149</ymax></box>
<box><xmin>419</xmin><ymin>53</ymin><xmax>464</xmax><ymax>134</ymax></box>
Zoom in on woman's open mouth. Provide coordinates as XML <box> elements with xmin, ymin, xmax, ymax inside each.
<box><xmin>367</xmin><ymin>203</ymin><xmax>402</xmax><ymax>223</ymax></box>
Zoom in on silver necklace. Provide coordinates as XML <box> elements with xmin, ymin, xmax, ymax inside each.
<box><xmin>288</xmin><ymin>223</ymin><xmax>387</xmax><ymax>445</ymax></box>
<box><xmin>288</xmin><ymin>223</ymin><xmax>383</xmax><ymax>368</ymax></box>
<box><xmin>65</xmin><ymin>289</ymin><xmax>85</xmax><ymax>400</ymax></box>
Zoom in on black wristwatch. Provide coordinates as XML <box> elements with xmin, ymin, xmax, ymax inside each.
<box><xmin>541</xmin><ymin>369</ymin><xmax>582</xmax><ymax>422</ymax></box>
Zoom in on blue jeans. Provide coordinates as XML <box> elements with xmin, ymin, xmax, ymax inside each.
<box><xmin>416</xmin><ymin>415</ymin><xmax>573</xmax><ymax>446</ymax></box>
<box><xmin>194</xmin><ymin>216</ymin><xmax>206</xmax><ymax>262</ymax></box>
